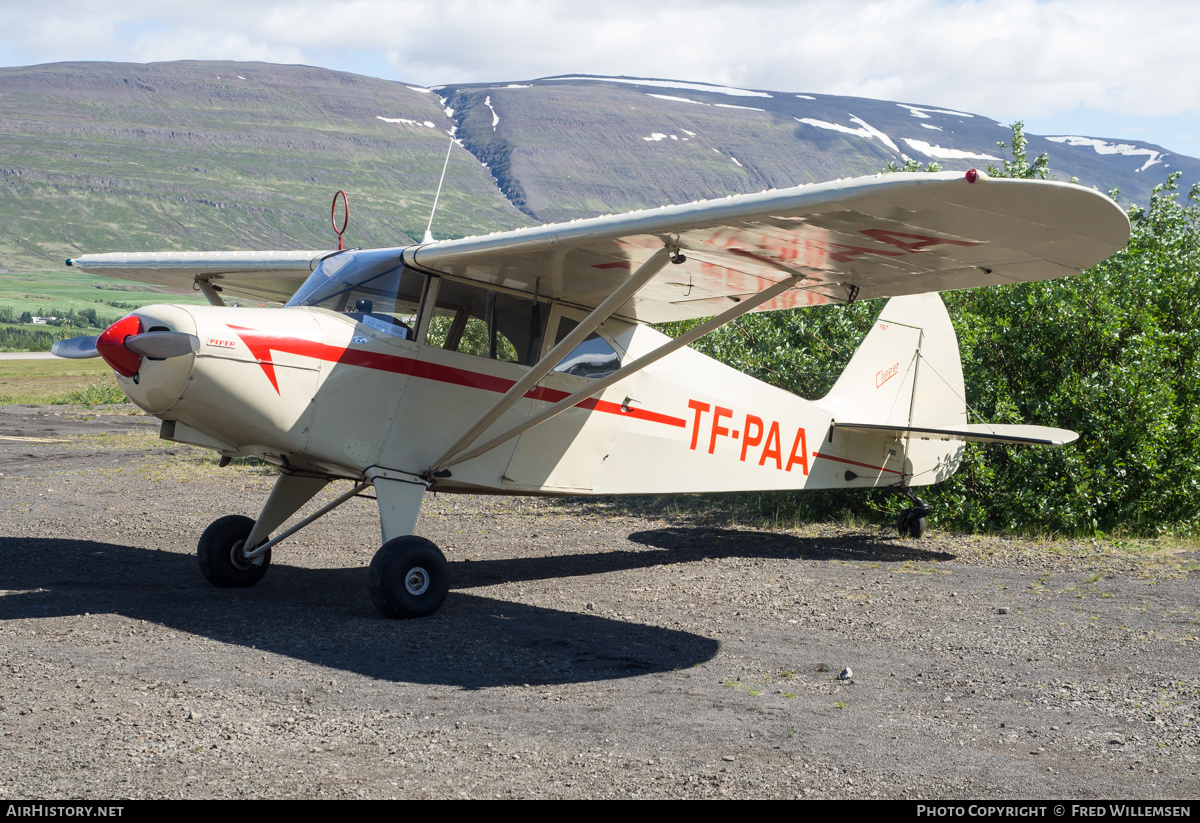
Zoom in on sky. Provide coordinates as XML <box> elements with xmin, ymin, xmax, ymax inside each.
<box><xmin>3</xmin><ymin>0</ymin><xmax>1198</xmax><ymax>158</ymax></box>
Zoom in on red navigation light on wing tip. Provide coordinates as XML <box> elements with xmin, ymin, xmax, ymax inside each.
<box><xmin>96</xmin><ymin>314</ymin><xmax>143</xmax><ymax>377</ymax></box>
<box><xmin>965</xmin><ymin>169</ymin><xmax>979</xmax><ymax>183</ymax></box>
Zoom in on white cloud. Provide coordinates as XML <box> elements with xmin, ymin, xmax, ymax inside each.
<box><xmin>3</xmin><ymin>1</ymin><xmax>1199</xmax><ymax>155</ymax></box>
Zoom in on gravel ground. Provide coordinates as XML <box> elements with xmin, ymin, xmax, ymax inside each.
<box><xmin>1</xmin><ymin>404</ymin><xmax>1197</xmax><ymax>799</ymax></box>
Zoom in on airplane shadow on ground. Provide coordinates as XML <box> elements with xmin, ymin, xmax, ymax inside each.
<box><xmin>0</xmin><ymin>536</ymin><xmax>718</xmax><ymax>688</ymax></box>
<box><xmin>0</xmin><ymin>529</ymin><xmax>950</xmax><ymax>688</ymax></box>
<box><xmin>457</xmin><ymin>526</ymin><xmax>956</xmax><ymax>589</ymax></box>
<box><xmin>628</xmin><ymin>526</ymin><xmax>955</xmax><ymax>563</ymax></box>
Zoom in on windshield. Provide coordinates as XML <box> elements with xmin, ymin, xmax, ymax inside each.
<box><xmin>287</xmin><ymin>248</ymin><xmax>425</xmax><ymax>340</ymax></box>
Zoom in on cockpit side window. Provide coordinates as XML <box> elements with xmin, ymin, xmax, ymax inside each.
<box><xmin>424</xmin><ymin>279</ymin><xmax>548</xmax><ymax>366</ymax></box>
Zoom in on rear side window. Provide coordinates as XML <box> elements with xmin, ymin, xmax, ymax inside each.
<box><xmin>551</xmin><ymin>317</ymin><xmax>621</xmax><ymax>379</ymax></box>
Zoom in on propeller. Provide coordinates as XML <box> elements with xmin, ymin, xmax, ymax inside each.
<box><xmin>124</xmin><ymin>331</ymin><xmax>200</xmax><ymax>359</ymax></box>
<box><xmin>50</xmin><ymin>336</ymin><xmax>101</xmax><ymax>359</ymax></box>
<box><xmin>50</xmin><ymin>317</ymin><xmax>199</xmax><ymax>376</ymax></box>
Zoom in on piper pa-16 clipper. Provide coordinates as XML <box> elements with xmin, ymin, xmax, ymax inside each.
<box><xmin>56</xmin><ymin>170</ymin><xmax>1129</xmax><ymax>618</ymax></box>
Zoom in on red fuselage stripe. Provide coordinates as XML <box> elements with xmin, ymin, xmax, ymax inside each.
<box><xmin>811</xmin><ymin>451</ymin><xmax>903</xmax><ymax>476</ymax></box>
<box><xmin>225</xmin><ymin>327</ymin><xmax>688</xmax><ymax>429</ymax></box>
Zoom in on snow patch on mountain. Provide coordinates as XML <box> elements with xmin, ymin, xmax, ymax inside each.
<box><xmin>1045</xmin><ymin>136</ymin><xmax>1164</xmax><ymax>172</ymax></box>
<box><xmin>648</xmin><ymin>94</ymin><xmax>705</xmax><ymax>105</ymax></box>
<box><xmin>795</xmin><ymin>115</ymin><xmax>898</xmax><ymax>153</ymax></box>
<box><xmin>559</xmin><ymin>76</ymin><xmax>771</xmax><ymax>98</ymax></box>
<box><xmin>897</xmin><ymin>104</ymin><xmax>974</xmax><ymax>119</ymax></box>
<box><xmin>904</xmin><ymin>138</ymin><xmax>999</xmax><ymax>161</ymax></box>
<box><xmin>377</xmin><ymin>116</ymin><xmax>436</xmax><ymax>129</ymax></box>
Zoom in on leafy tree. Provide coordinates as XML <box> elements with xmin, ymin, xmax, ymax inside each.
<box><xmin>987</xmin><ymin>121</ymin><xmax>1051</xmax><ymax>180</ymax></box>
<box><xmin>941</xmin><ymin>172</ymin><xmax>1200</xmax><ymax>534</ymax></box>
<box><xmin>656</xmin><ymin>125</ymin><xmax>1200</xmax><ymax>535</ymax></box>
<box><xmin>883</xmin><ymin>158</ymin><xmax>943</xmax><ymax>174</ymax></box>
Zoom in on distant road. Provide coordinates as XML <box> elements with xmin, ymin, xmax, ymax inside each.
<box><xmin>0</xmin><ymin>352</ymin><xmax>57</xmax><ymax>360</ymax></box>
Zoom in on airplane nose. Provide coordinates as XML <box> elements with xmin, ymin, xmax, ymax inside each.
<box><xmin>101</xmin><ymin>305</ymin><xmax>200</xmax><ymax>415</ymax></box>
<box><xmin>96</xmin><ymin>315</ymin><xmax>144</xmax><ymax>377</ymax></box>
<box><xmin>91</xmin><ymin>314</ymin><xmax>202</xmax><ymax>379</ymax></box>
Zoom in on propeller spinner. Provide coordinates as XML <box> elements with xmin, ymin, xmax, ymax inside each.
<box><xmin>50</xmin><ymin>314</ymin><xmax>199</xmax><ymax>377</ymax></box>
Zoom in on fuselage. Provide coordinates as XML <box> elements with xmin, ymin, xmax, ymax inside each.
<box><xmin>113</xmin><ymin>298</ymin><xmax>924</xmax><ymax>496</ymax></box>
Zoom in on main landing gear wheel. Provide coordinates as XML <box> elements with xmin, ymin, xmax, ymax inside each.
<box><xmin>896</xmin><ymin>508</ymin><xmax>928</xmax><ymax>539</ymax></box>
<box><xmin>197</xmin><ymin>514</ymin><xmax>272</xmax><ymax>587</ymax></box>
<box><xmin>368</xmin><ymin>535</ymin><xmax>450</xmax><ymax>619</ymax></box>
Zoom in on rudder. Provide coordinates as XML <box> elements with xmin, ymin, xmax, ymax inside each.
<box><xmin>817</xmin><ymin>293</ymin><xmax>967</xmax><ymax>486</ymax></box>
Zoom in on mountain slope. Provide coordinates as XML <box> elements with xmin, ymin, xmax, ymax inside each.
<box><xmin>1</xmin><ymin>62</ymin><xmax>1195</xmax><ymax>273</ymax></box>
<box><xmin>442</xmin><ymin>75</ymin><xmax>1197</xmax><ymax>223</ymax></box>
<box><xmin>0</xmin><ymin>61</ymin><xmax>532</xmax><ymax>272</ymax></box>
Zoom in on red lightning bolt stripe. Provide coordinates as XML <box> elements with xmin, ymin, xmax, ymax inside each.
<box><xmin>224</xmin><ymin>326</ymin><xmax>686</xmax><ymax>429</ymax></box>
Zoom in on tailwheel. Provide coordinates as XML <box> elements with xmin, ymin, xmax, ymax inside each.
<box><xmin>197</xmin><ymin>514</ymin><xmax>271</xmax><ymax>587</ymax></box>
<box><xmin>368</xmin><ymin>535</ymin><xmax>450</xmax><ymax>618</ymax></box>
<box><xmin>896</xmin><ymin>508</ymin><xmax>928</xmax><ymax>539</ymax></box>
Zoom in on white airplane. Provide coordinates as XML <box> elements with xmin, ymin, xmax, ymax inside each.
<box><xmin>54</xmin><ymin>170</ymin><xmax>1129</xmax><ymax>618</ymax></box>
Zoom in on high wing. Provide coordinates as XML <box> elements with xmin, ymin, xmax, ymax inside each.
<box><xmin>67</xmin><ymin>171</ymin><xmax>1129</xmax><ymax>320</ymax></box>
<box><xmin>66</xmin><ymin>250</ymin><xmax>335</xmax><ymax>306</ymax></box>
<box><xmin>404</xmin><ymin>170</ymin><xmax>1130</xmax><ymax>323</ymax></box>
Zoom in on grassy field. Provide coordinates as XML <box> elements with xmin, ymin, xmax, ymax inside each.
<box><xmin>0</xmin><ymin>269</ymin><xmax>207</xmax><ymax>320</ymax></box>
<box><xmin>0</xmin><ymin>270</ymin><xmax>210</xmax><ymax>351</ymax></box>
<box><xmin>0</xmin><ymin>358</ymin><xmax>125</xmax><ymax>404</ymax></box>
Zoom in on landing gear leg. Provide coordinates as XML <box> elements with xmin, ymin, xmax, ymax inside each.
<box><xmin>366</xmin><ymin>469</ymin><xmax>446</xmax><ymax>618</ymax></box>
<box><xmin>896</xmin><ymin>490</ymin><xmax>932</xmax><ymax>539</ymax></box>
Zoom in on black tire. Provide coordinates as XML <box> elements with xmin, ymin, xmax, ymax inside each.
<box><xmin>197</xmin><ymin>514</ymin><xmax>271</xmax><ymax>588</ymax></box>
<box><xmin>897</xmin><ymin>509</ymin><xmax>928</xmax><ymax>539</ymax></box>
<box><xmin>368</xmin><ymin>536</ymin><xmax>450</xmax><ymax>619</ymax></box>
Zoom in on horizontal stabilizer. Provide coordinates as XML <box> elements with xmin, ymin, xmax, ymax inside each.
<box><xmin>832</xmin><ymin>422</ymin><xmax>1078</xmax><ymax>446</ymax></box>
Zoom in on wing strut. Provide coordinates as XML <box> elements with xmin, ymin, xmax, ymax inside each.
<box><xmin>426</xmin><ymin>247</ymin><xmax>673</xmax><ymax>474</ymax></box>
<box><xmin>428</xmin><ymin>272</ymin><xmax>805</xmax><ymax>476</ymax></box>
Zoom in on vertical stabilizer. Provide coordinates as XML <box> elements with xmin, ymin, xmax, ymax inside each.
<box><xmin>816</xmin><ymin>293</ymin><xmax>967</xmax><ymax>486</ymax></box>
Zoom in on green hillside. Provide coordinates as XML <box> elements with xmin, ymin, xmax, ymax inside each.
<box><xmin>0</xmin><ymin>61</ymin><xmax>534</xmax><ymax>272</ymax></box>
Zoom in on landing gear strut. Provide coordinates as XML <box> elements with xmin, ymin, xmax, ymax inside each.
<box><xmin>194</xmin><ymin>470</ymin><xmax>444</xmax><ymax>617</ymax></box>
<box><xmin>896</xmin><ymin>491</ymin><xmax>932</xmax><ymax>539</ymax></box>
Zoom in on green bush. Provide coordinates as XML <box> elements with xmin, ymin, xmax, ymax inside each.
<box><xmin>658</xmin><ymin>151</ymin><xmax>1200</xmax><ymax>535</ymax></box>
<box><xmin>940</xmin><ymin>172</ymin><xmax>1200</xmax><ymax>535</ymax></box>
<box><xmin>51</xmin><ymin>381</ymin><xmax>128</xmax><ymax>406</ymax></box>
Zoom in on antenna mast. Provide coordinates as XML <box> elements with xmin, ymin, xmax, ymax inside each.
<box><xmin>423</xmin><ymin>136</ymin><xmax>454</xmax><ymax>244</ymax></box>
